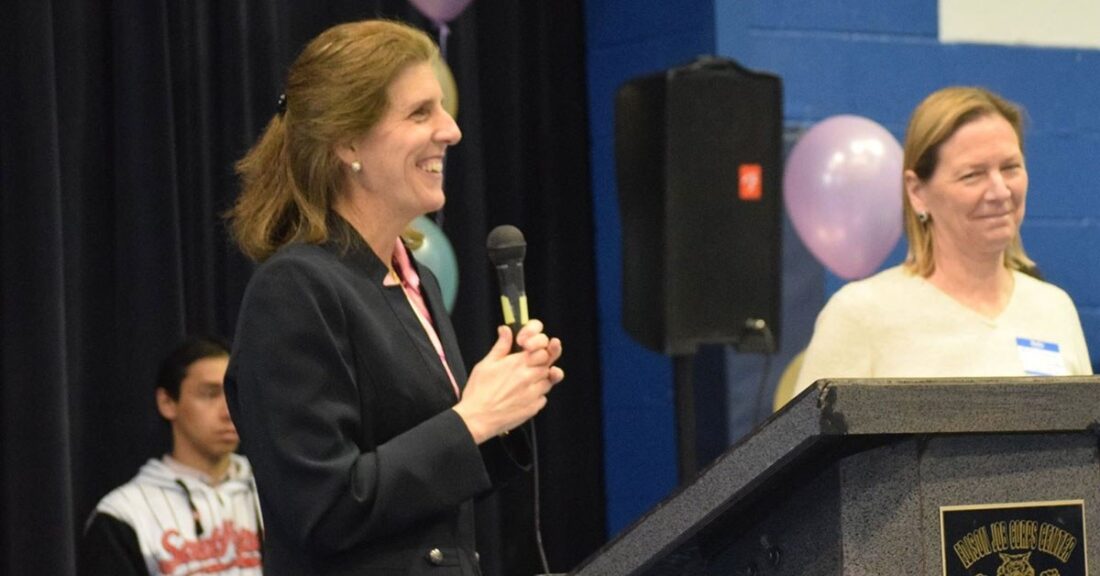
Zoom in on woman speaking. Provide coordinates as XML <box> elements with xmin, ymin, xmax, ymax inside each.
<box><xmin>225</xmin><ymin>20</ymin><xmax>564</xmax><ymax>575</ymax></box>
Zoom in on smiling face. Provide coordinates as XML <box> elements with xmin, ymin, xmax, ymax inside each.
<box><xmin>338</xmin><ymin>61</ymin><xmax>462</xmax><ymax>223</ymax></box>
<box><xmin>905</xmin><ymin>113</ymin><xmax>1027</xmax><ymax>265</ymax></box>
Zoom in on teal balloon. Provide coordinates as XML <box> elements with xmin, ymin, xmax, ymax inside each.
<box><xmin>410</xmin><ymin>216</ymin><xmax>459</xmax><ymax>312</ymax></box>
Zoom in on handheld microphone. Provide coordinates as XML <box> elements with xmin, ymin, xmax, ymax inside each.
<box><xmin>486</xmin><ymin>225</ymin><xmax>528</xmax><ymax>338</ymax></box>
<box><xmin>487</xmin><ymin>224</ymin><xmax>554</xmax><ymax>574</ymax></box>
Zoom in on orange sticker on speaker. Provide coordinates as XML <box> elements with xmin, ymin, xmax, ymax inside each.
<box><xmin>739</xmin><ymin>164</ymin><xmax>763</xmax><ymax>201</ymax></box>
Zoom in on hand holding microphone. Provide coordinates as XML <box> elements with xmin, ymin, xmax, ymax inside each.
<box><xmin>486</xmin><ymin>225</ymin><xmax>563</xmax><ymax>379</ymax></box>
<box><xmin>487</xmin><ymin>224</ymin><xmax>563</xmax><ymax>374</ymax></box>
<box><xmin>453</xmin><ymin>226</ymin><xmax>564</xmax><ymax>444</ymax></box>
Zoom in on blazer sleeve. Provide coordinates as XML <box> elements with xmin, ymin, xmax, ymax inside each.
<box><xmin>227</xmin><ymin>254</ymin><xmax>492</xmax><ymax>557</ymax></box>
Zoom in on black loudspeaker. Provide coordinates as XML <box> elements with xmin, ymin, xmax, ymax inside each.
<box><xmin>616</xmin><ymin>56</ymin><xmax>782</xmax><ymax>356</ymax></box>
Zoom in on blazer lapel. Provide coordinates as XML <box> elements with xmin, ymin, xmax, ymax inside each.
<box><xmin>330</xmin><ymin>215</ymin><xmax>458</xmax><ymax>401</ymax></box>
<box><xmin>382</xmin><ymin>284</ymin><xmax>459</xmax><ymax>401</ymax></box>
<box><xmin>415</xmin><ymin>262</ymin><xmax>468</xmax><ymax>389</ymax></box>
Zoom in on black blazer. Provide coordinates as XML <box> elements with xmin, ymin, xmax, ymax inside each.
<box><xmin>226</xmin><ymin>223</ymin><xmax>526</xmax><ymax>575</ymax></box>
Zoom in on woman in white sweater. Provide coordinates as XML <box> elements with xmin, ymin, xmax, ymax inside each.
<box><xmin>795</xmin><ymin>87</ymin><xmax>1092</xmax><ymax>394</ymax></box>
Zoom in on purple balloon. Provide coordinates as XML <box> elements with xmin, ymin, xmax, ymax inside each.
<box><xmin>784</xmin><ymin>115</ymin><xmax>903</xmax><ymax>280</ymax></box>
<box><xmin>408</xmin><ymin>0</ymin><xmax>475</xmax><ymax>23</ymax></box>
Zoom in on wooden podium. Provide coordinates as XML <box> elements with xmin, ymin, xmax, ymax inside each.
<box><xmin>570</xmin><ymin>377</ymin><xmax>1100</xmax><ymax>576</ymax></box>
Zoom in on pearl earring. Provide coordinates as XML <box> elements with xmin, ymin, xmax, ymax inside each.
<box><xmin>351</xmin><ymin>161</ymin><xmax>362</xmax><ymax>173</ymax></box>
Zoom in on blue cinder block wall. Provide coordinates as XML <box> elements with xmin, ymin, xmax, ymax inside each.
<box><xmin>588</xmin><ymin>0</ymin><xmax>1100</xmax><ymax>535</ymax></box>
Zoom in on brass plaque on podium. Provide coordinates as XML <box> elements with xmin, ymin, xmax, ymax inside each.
<box><xmin>941</xmin><ymin>501</ymin><xmax>1087</xmax><ymax>576</ymax></box>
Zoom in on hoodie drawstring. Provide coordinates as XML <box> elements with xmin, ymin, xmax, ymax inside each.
<box><xmin>174</xmin><ymin>479</ymin><xmax>205</xmax><ymax>537</ymax></box>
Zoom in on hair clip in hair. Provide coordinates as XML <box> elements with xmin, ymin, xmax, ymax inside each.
<box><xmin>276</xmin><ymin>93</ymin><xmax>287</xmax><ymax>116</ymax></box>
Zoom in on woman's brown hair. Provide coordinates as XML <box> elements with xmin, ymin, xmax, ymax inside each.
<box><xmin>229</xmin><ymin>20</ymin><xmax>437</xmax><ymax>262</ymax></box>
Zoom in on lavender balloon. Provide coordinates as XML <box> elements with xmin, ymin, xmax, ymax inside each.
<box><xmin>408</xmin><ymin>0</ymin><xmax>475</xmax><ymax>23</ymax></box>
<box><xmin>408</xmin><ymin>0</ymin><xmax>475</xmax><ymax>59</ymax></box>
<box><xmin>784</xmin><ymin>115</ymin><xmax>904</xmax><ymax>279</ymax></box>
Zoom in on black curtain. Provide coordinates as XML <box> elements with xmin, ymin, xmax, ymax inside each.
<box><xmin>0</xmin><ymin>1</ymin><xmax>603</xmax><ymax>574</ymax></box>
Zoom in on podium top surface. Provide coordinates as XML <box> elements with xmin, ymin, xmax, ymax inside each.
<box><xmin>570</xmin><ymin>376</ymin><xmax>1100</xmax><ymax>576</ymax></box>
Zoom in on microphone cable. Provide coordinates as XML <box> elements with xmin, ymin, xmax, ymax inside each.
<box><xmin>501</xmin><ymin>419</ymin><xmax>552</xmax><ymax>573</ymax></box>
<box><xmin>529</xmin><ymin>419</ymin><xmax>551</xmax><ymax>574</ymax></box>
<box><xmin>485</xmin><ymin>224</ymin><xmax>552</xmax><ymax>573</ymax></box>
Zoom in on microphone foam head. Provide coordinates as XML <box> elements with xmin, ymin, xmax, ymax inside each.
<box><xmin>486</xmin><ymin>225</ymin><xmax>526</xmax><ymax>264</ymax></box>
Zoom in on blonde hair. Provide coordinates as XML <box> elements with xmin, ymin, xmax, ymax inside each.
<box><xmin>229</xmin><ymin>20</ymin><xmax>437</xmax><ymax>262</ymax></box>
<box><xmin>901</xmin><ymin>86</ymin><xmax>1035</xmax><ymax>276</ymax></box>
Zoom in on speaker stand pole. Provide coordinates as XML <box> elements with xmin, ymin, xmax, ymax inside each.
<box><xmin>673</xmin><ymin>353</ymin><xmax>697</xmax><ymax>483</ymax></box>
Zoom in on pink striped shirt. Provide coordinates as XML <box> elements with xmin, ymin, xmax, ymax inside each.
<box><xmin>384</xmin><ymin>240</ymin><xmax>460</xmax><ymax>398</ymax></box>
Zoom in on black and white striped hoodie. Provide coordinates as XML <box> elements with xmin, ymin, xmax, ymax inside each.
<box><xmin>80</xmin><ymin>454</ymin><xmax>263</xmax><ymax>576</ymax></box>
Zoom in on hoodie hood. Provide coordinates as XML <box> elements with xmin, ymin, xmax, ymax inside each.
<box><xmin>136</xmin><ymin>453</ymin><xmax>254</xmax><ymax>493</ymax></box>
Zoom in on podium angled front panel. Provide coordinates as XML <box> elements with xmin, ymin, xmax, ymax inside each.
<box><xmin>571</xmin><ymin>377</ymin><xmax>1100</xmax><ymax>576</ymax></box>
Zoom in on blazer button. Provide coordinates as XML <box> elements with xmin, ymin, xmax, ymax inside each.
<box><xmin>428</xmin><ymin>548</ymin><xmax>444</xmax><ymax>565</ymax></box>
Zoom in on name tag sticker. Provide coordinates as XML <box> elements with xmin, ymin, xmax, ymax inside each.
<box><xmin>1015</xmin><ymin>338</ymin><xmax>1068</xmax><ymax>376</ymax></box>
